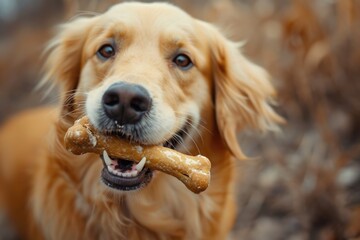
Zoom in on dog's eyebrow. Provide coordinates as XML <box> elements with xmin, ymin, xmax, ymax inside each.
<box><xmin>160</xmin><ymin>29</ymin><xmax>197</xmax><ymax>50</ymax></box>
<box><xmin>158</xmin><ymin>37</ymin><xmax>194</xmax><ymax>60</ymax></box>
<box><xmin>167</xmin><ymin>38</ymin><xmax>187</xmax><ymax>49</ymax></box>
<box><xmin>101</xmin><ymin>21</ymin><xmax>130</xmax><ymax>38</ymax></box>
<box><xmin>87</xmin><ymin>21</ymin><xmax>135</xmax><ymax>52</ymax></box>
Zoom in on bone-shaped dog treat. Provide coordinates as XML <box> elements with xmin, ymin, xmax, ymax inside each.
<box><xmin>64</xmin><ymin>116</ymin><xmax>211</xmax><ymax>193</ymax></box>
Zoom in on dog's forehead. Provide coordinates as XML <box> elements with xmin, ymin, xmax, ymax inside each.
<box><xmin>107</xmin><ymin>2</ymin><xmax>191</xmax><ymax>19</ymax></box>
<box><xmin>103</xmin><ymin>2</ymin><xmax>195</xmax><ymax>34</ymax></box>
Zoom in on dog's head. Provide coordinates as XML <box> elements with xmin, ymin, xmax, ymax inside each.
<box><xmin>44</xmin><ymin>2</ymin><xmax>282</xmax><ymax>192</ymax></box>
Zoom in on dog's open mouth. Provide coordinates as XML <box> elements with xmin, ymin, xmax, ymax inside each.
<box><xmin>99</xmin><ymin>121</ymin><xmax>191</xmax><ymax>191</ymax></box>
<box><xmin>101</xmin><ymin>151</ymin><xmax>153</xmax><ymax>191</ymax></box>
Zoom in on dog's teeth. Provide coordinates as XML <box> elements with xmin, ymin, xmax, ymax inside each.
<box><xmin>135</xmin><ymin>157</ymin><xmax>146</xmax><ymax>172</ymax></box>
<box><xmin>130</xmin><ymin>171</ymin><xmax>138</xmax><ymax>177</ymax></box>
<box><xmin>108</xmin><ymin>166</ymin><xmax>116</xmax><ymax>175</ymax></box>
<box><xmin>103</xmin><ymin>150</ymin><xmax>112</xmax><ymax>166</ymax></box>
<box><xmin>106</xmin><ymin>159</ymin><xmax>142</xmax><ymax>177</ymax></box>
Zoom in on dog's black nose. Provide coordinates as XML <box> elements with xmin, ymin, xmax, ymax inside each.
<box><xmin>102</xmin><ymin>82</ymin><xmax>152</xmax><ymax>125</ymax></box>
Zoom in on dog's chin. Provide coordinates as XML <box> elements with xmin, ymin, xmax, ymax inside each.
<box><xmin>98</xmin><ymin>120</ymin><xmax>191</xmax><ymax>192</ymax></box>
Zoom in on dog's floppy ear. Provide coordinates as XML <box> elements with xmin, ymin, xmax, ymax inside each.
<box><xmin>201</xmin><ymin>22</ymin><xmax>284</xmax><ymax>160</ymax></box>
<box><xmin>42</xmin><ymin>17</ymin><xmax>94</xmax><ymax>117</ymax></box>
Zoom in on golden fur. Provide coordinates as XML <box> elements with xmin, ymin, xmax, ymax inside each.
<box><xmin>0</xmin><ymin>2</ymin><xmax>282</xmax><ymax>240</ymax></box>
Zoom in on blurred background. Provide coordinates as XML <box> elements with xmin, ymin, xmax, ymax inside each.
<box><xmin>0</xmin><ymin>0</ymin><xmax>359</xmax><ymax>239</ymax></box>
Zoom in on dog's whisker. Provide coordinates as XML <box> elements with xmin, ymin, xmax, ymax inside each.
<box><xmin>60</xmin><ymin>107</ymin><xmax>86</xmax><ymax>119</ymax></box>
<box><xmin>39</xmin><ymin>90</ymin><xmax>89</xmax><ymax>107</ymax></box>
<box><xmin>74</xmin><ymin>11</ymin><xmax>101</xmax><ymax>18</ymax></box>
<box><xmin>184</xmin><ymin>119</ymin><xmax>204</xmax><ymax>145</ymax></box>
<box><xmin>180</xmin><ymin>125</ymin><xmax>201</xmax><ymax>154</ymax></box>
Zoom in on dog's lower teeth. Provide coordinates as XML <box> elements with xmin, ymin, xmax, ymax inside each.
<box><xmin>107</xmin><ymin>165</ymin><xmax>139</xmax><ymax>178</ymax></box>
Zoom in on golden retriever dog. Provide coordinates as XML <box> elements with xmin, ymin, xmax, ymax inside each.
<box><xmin>0</xmin><ymin>2</ymin><xmax>282</xmax><ymax>239</ymax></box>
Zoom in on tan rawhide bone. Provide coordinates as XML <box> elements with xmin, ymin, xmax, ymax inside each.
<box><xmin>64</xmin><ymin>116</ymin><xmax>211</xmax><ymax>193</ymax></box>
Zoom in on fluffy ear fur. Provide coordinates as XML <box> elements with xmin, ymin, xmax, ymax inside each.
<box><xmin>202</xmin><ymin>22</ymin><xmax>284</xmax><ymax>160</ymax></box>
<box><xmin>42</xmin><ymin>17</ymin><xmax>94</xmax><ymax>118</ymax></box>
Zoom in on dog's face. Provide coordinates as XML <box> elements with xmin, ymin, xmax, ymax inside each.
<box><xmin>44</xmin><ymin>2</ymin><xmax>281</xmax><ymax>192</ymax></box>
<box><xmin>82</xmin><ymin>3</ymin><xmax>209</xmax><ymax>149</ymax></box>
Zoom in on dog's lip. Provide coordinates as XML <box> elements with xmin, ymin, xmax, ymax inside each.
<box><xmin>101</xmin><ymin>167</ymin><xmax>153</xmax><ymax>191</ymax></box>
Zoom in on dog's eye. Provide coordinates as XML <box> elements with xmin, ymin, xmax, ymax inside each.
<box><xmin>97</xmin><ymin>44</ymin><xmax>115</xmax><ymax>60</ymax></box>
<box><xmin>173</xmin><ymin>54</ymin><xmax>193</xmax><ymax>70</ymax></box>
